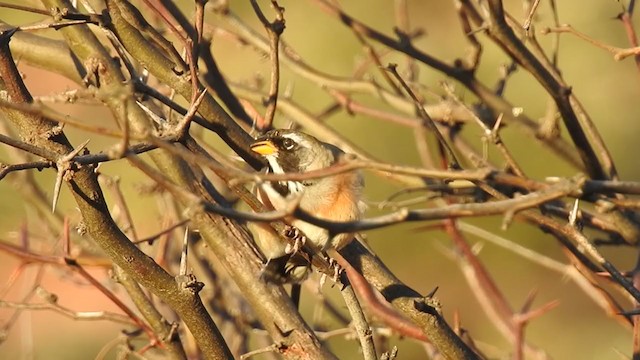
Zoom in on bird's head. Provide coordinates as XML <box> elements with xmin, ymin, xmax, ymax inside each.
<box><xmin>250</xmin><ymin>129</ymin><xmax>336</xmax><ymax>174</ymax></box>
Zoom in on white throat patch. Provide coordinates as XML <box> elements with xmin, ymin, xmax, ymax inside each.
<box><xmin>265</xmin><ymin>154</ymin><xmax>285</xmax><ymax>174</ymax></box>
<box><xmin>265</xmin><ymin>154</ymin><xmax>305</xmax><ymax>194</ymax></box>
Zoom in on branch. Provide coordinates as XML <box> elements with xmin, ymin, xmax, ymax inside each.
<box><xmin>340</xmin><ymin>241</ymin><xmax>481</xmax><ymax>360</ymax></box>
<box><xmin>308</xmin><ymin>0</ymin><xmax>585</xmax><ymax>171</ymax></box>
<box><xmin>250</xmin><ymin>0</ymin><xmax>285</xmax><ymax>129</ymax></box>
<box><xmin>338</xmin><ymin>271</ymin><xmax>377</xmax><ymax>360</ymax></box>
<box><xmin>484</xmin><ymin>0</ymin><xmax>614</xmax><ymax>179</ymax></box>
<box><xmin>296</xmin><ymin>175</ymin><xmax>584</xmax><ymax>233</ymax></box>
<box><xmin>0</xmin><ymin>4</ymin><xmax>233</xmax><ymax>357</ymax></box>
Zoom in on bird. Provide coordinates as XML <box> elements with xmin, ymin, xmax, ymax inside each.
<box><xmin>248</xmin><ymin>129</ymin><xmax>364</xmax><ymax>281</ymax></box>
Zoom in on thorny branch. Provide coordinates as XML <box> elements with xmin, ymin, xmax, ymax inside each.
<box><xmin>0</xmin><ymin>1</ymin><xmax>639</xmax><ymax>359</ymax></box>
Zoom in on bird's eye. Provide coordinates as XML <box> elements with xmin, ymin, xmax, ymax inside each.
<box><xmin>282</xmin><ymin>138</ymin><xmax>295</xmax><ymax>150</ymax></box>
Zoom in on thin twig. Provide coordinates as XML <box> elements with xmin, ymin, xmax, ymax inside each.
<box><xmin>338</xmin><ymin>269</ymin><xmax>377</xmax><ymax>360</ymax></box>
<box><xmin>385</xmin><ymin>64</ymin><xmax>461</xmax><ymax>169</ymax></box>
<box><xmin>250</xmin><ymin>0</ymin><xmax>285</xmax><ymax>129</ymax></box>
<box><xmin>522</xmin><ymin>0</ymin><xmax>542</xmax><ymax>32</ymax></box>
<box><xmin>542</xmin><ymin>24</ymin><xmax>640</xmax><ymax>61</ymax></box>
<box><xmin>0</xmin><ymin>298</ymin><xmax>136</xmax><ymax>325</ymax></box>
<box><xmin>295</xmin><ymin>175</ymin><xmax>584</xmax><ymax>233</ymax></box>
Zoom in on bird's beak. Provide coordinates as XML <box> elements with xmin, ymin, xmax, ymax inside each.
<box><xmin>250</xmin><ymin>140</ymin><xmax>277</xmax><ymax>156</ymax></box>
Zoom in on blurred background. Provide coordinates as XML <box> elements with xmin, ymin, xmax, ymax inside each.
<box><xmin>1</xmin><ymin>0</ymin><xmax>639</xmax><ymax>359</ymax></box>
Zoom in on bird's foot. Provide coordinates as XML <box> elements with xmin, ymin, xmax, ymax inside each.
<box><xmin>284</xmin><ymin>225</ymin><xmax>307</xmax><ymax>255</ymax></box>
<box><xmin>319</xmin><ymin>256</ymin><xmax>343</xmax><ymax>287</ymax></box>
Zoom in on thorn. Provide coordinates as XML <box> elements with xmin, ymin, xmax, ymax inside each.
<box><xmin>51</xmin><ymin>167</ymin><xmax>64</xmax><ymax>213</ymax></box>
<box><xmin>569</xmin><ymin>198</ymin><xmax>580</xmax><ymax>227</ymax></box>
<box><xmin>62</xmin><ymin>139</ymin><xmax>90</xmax><ymax>161</ymax></box>
<box><xmin>425</xmin><ymin>286</ymin><xmax>439</xmax><ymax>298</ymax></box>
<box><xmin>516</xmin><ymin>299</ymin><xmax>560</xmax><ymax>324</ymax></box>
<box><xmin>520</xmin><ymin>288</ymin><xmax>538</xmax><ymax>313</ymax></box>
<box><xmin>179</xmin><ymin>227</ymin><xmax>189</xmax><ymax>277</ymax></box>
<box><xmin>52</xmin><ymin>140</ymin><xmax>90</xmax><ymax>213</ymax></box>
<box><xmin>136</xmin><ymin>101</ymin><xmax>167</xmax><ymax>125</ymax></box>
<box><xmin>492</xmin><ymin>113</ymin><xmax>504</xmax><ymax>136</ymax></box>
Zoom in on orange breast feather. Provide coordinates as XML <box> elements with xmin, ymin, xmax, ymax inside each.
<box><xmin>312</xmin><ymin>172</ymin><xmax>360</xmax><ymax>222</ymax></box>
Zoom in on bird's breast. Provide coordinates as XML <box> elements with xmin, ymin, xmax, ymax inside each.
<box><xmin>260</xmin><ymin>170</ymin><xmax>363</xmax><ymax>250</ymax></box>
<box><xmin>299</xmin><ymin>172</ymin><xmax>362</xmax><ymax>222</ymax></box>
